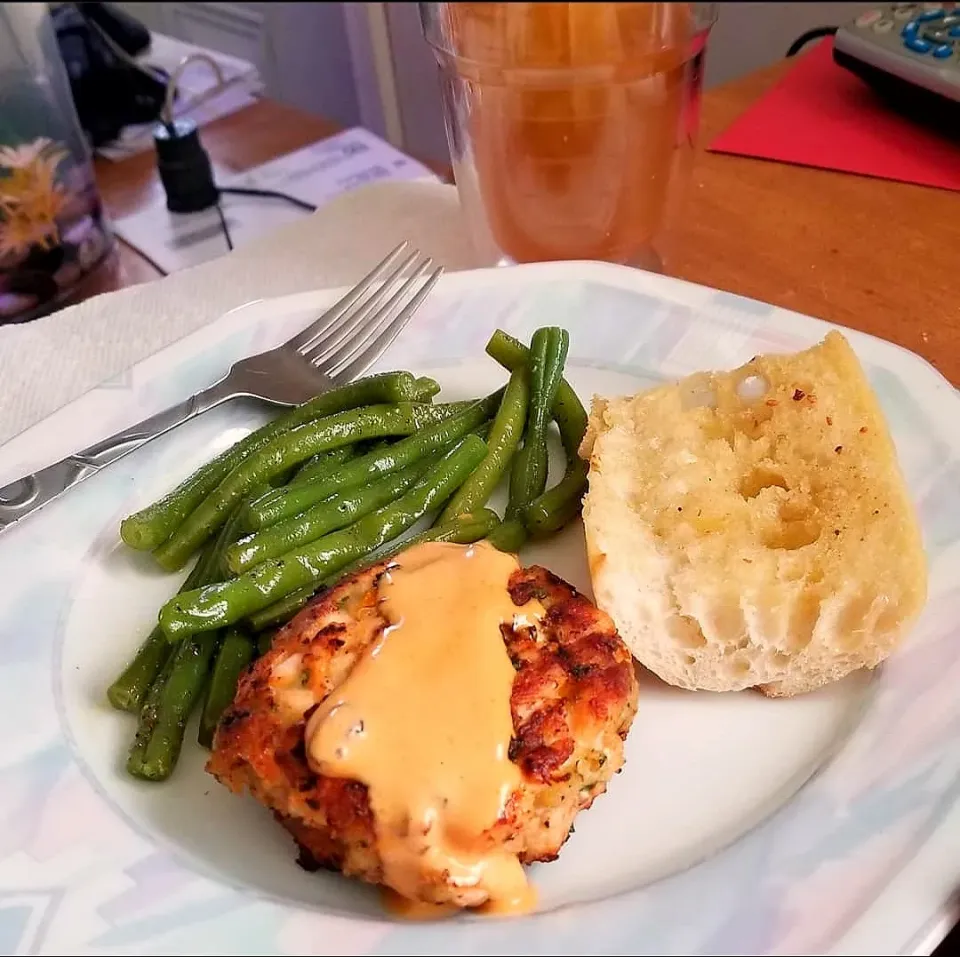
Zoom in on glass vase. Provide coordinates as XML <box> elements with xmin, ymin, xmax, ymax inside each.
<box><xmin>0</xmin><ymin>2</ymin><xmax>116</xmax><ymax>325</ymax></box>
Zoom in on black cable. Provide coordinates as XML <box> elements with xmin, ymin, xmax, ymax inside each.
<box><xmin>218</xmin><ymin>185</ymin><xmax>317</xmax><ymax>213</ymax></box>
<box><xmin>786</xmin><ymin>26</ymin><xmax>838</xmax><ymax>57</ymax></box>
<box><xmin>215</xmin><ymin>202</ymin><xmax>234</xmax><ymax>252</ymax></box>
<box><xmin>149</xmin><ymin>119</ymin><xmax>315</xmax><ymax>262</ymax></box>
<box><xmin>116</xmin><ymin>237</ymin><xmax>169</xmax><ymax>277</ymax></box>
<box><xmin>214</xmin><ymin>187</ymin><xmax>312</xmax><ymax>255</ymax></box>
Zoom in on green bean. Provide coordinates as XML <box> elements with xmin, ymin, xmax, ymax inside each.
<box><xmin>357</xmin><ymin>436</ymin><xmax>396</xmax><ymax>459</ymax></box>
<box><xmin>195</xmin><ymin>445</ymin><xmax>488</xmax><ymax>642</ymax></box>
<box><xmin>198</xmin><ymin>628</ymin><xmax>256</xmax><ymax>749</ymax></box>
<box><xmin>330</xmin><ymin>507</ymin><xmax>500</xmax><ymax>578</ymax></box>
<box><xmin>522</xmin><ymin>365</ymin><xmax>588</xmax><ymax>537</ymax></box>
<box><xmin>108</xmin><ymin>560</ymin><xmax>209</xmax><ymax>714</ymax></box>
<box><xmin>248</xmin><ymin>503</ymin><xmax>507</xmax><ymax>641</ymax></box>
<box><xmin>245</xmin><ymin>393</ymin><xmax>500</xmax><ymax>531</ymax></box>
<box><xmin>440</xmin><ymin>369</ymin><xmax>529</xmax><ymax>523</ymax></box>
<box><xmin>129</xmin><ymin>630</ymin><xmax>221</xmax><ymax>780</ymax></box>
<box><xmin>152</xmin><ymin>403</ymin><xmax>422</xmax><ymax>572</ymax></box>
<box><xmin>414</xmin><ymin>376</ymin><xmax>442</xmax><ymax>401</ymax></box>
<box><xmin>120</xmin><ymin>371</ymin><xmax>426</xmax><ymax>552</ymax></box>
<box><xmin>159</xmin><ymin>435</ymin><xmax>488</xmax><ymax>640</ymax></box>
<box><xmin>248</xmin><ymin>584</ymin><xmax>323</xmax><ymax>633</ymax></box>
<box><xmin>486</xmin><ymin>518</ymin><xmax>528</xmax><ymax>553</ymax></box>
<box><xmin>225</xmin><ymin>458</ymin><xmax>435</xmax><ymax>574</ymax></box>
<box><xmin>126</xmin><ymin>652</ymin><xmax>175</xmax><ymax>775</ymax></box>
<box><xmin>110</xmin><ymin>628</ymin><xmax>174</xmax><ymax>717</ymax></box>
<box><xmin>247</xmin><ymin>510</ymin><xmax>501</xmax><ymax>633</ymax></box>
<box><xmin>247</xmin><ymin>508</ymin><xmax>502</xmax><ymax>632</ymax></box>
<box><xmin>268</xmin><ymin>468</ymin><xmax>297</xmax><ymax>489</ymax></box>
<box><xmin>507</xmin><ymin>328</ymin><xmax>569</xmax><ymax>518</ymax></box>
<box><xmin>486</xmin><ymin>329</ymin><xmax>589</xmax><ymax>535</ymax></box>
<box><xmin>541</xmin><ymin>373</ymin><xmax>588</xmax><ymax>461</ymax></box>
<box><xmin>258</xmin><ymin>630</ymin><xmax>275</xmax><ymax>656</ymax></box>
<box><xmin>486</xmin><ymin>331</ymin><xmax>582</xmax><ymax>452</ymax></box>
<box><xmin>368</xmin><ymin>508</ymin><xmax>501</xmax><ymax>566</ymax></box>
<box><xmin>290</xmin><ymin>446</ymin><xmax>355</xmax><ymax>486</ymax></box>
<box><xmin>524</xmin><ymin>460</ymin><xmax>589</xmax><ymax>537</ymax></box>
<box><xmin>211</xmin><ymin>498</ymin><xmax>256</xmax><ymax>580</ymax></box>
<box><xmin>326</xmin><ymin>507</ymin><xmax>501</xmax><ymax>583</ymax></box>
<box><xmin>108</xmin><ymin>515</ymin><xmax>226</xmax><ymax>713</ymax></box>
<box><xmin>124</xmin><ymin>503</ymin><xmax>247</xmax><ymax>777</ymax></box>
<box><xmin>408</xmin><ymin>394</ymin><xmax>502</xmax><ymax>429</ymax></box>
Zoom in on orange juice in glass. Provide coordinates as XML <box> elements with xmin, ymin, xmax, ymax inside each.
<box><xmin>421</xmin><ymin>2</ymin><xmax>715</xmax><ymax>272</ymax></box>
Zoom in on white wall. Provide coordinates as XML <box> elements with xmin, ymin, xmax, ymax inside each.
<box><xmin>383</xmin><ymin>2</ymin><xmax>449</xmax><ymax>169</ymax></box>
<box><xmin>117</xmin><ymin>2</ymin><xmax>362</xmax><ymax>127</ymax></box>
<box><xmin>705</xmin><ymin>2</ymin><xmax>874</xmax><ymax>87</ymax></box>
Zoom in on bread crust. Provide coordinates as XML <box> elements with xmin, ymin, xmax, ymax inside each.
<box><xmin>581</xmin><ymin>332</ymin><xmax>928</xmax><ymax>696</ymax></box>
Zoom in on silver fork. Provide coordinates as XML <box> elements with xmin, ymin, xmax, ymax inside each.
<box><xmin>0</xmin><ymin>242</ymin><xmax>442</xmax><ymax>534</ymax></box>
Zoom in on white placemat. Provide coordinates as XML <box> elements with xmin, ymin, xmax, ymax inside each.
<box><xmin>0</xmin><ymin>180</ymin><xmax>479</xmax><ymax>446</ymax></box>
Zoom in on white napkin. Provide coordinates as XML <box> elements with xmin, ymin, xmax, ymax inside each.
<box><xmin>0</xmin><ymin>180</ymin><xmax>481</xmax><ymax>446</ymax></box>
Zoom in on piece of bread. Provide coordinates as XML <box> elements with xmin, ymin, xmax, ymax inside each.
<box><xmin>579</xmin><ymin>331</ymin><xmax>928</xmax><ymax>697</ymax></box>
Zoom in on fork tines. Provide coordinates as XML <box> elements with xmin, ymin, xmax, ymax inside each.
<box><xmin>292</xmin><ymin>243</ymin><xmax>442</xmax><ymax>382</ymax></box>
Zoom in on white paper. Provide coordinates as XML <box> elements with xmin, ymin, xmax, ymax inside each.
<box><xmin>110</xmin><ymin>128</ymin><xmax>440</xmax><ymax>275</ymax></box>
<box><xmin>111</xmin><ymin>193</ymin><xmax>294</xmax><ymax>275</ymax></box>
<box><xmin>228</xmin><ymin>127</ymin><xmax>439</xmax><ymax>208</ymax></box>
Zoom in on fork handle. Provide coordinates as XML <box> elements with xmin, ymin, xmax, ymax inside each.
<box><xmin>0</xmin><ymin>380</ymin><xmax>233</xmax><ymax>534</ymax></box>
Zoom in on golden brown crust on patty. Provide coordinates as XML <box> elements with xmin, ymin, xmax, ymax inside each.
<box><xmin>207</xmin><ymin>558</ymin><xmax>638</xmax><ymax>904</ymax></box>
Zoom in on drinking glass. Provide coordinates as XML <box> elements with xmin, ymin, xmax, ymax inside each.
<box><xmin>421</xmin><ymin>2</ymin><xmax>716</xmax><ymax>273</ymax></box>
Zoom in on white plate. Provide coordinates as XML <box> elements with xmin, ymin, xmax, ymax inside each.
<box><xmin>1</xmin><ymin>261</ymin><xmax>959</xmax><ymax>956</ymax></box>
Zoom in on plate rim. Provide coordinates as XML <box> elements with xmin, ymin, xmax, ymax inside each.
<box><xmin>3</xmin><ymin>260</ymin><xmax>958</xmax><ymax>480</ymax></box>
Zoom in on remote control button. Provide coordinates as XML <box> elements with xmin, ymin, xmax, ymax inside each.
<box><xmin>894</xmin><ymin>4</ymin><xmax>917</xmax><ymax>19</ymax></box>
<box><xmin>917</xmin><ymin>7</ymin><xmax>945</xmax><ymax>20</ymax></box>
<box><xmin>949</xmin><ymin>24</ymin><xmax>960</xmax><ymax>35</ymax></box>
<box><xmin>856</xmin><ymin>9</ymin><xmax>884</xmax><ymax>27</ymax></box>
<box><xmin>932</xmin><ymin>42</ymin><xmax>954</xmax><ymax>55</ymax></box>
<box><xmin>902</xmin><ymin>19</ymin><xmax>920</xmax><ymax>36</ymax></box>
<box><xmin>874</xmin><ymin>17</ymin><xmax>896</xmax><ymax>32</ymax></box>
<box><xmin>904</xmin><ymin>34</ymin><xmax>934</xmax><ymax>50</ymax></box>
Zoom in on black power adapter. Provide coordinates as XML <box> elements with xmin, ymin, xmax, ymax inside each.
<box><xmin>150</xmin><ymin>116</ymin><xmax>318</xmax><ymax>259</ymax></box>
<box><xmin>153</xmin><ymin>118</ymin><xmax>219</xmax><ymax>213</ymax></box>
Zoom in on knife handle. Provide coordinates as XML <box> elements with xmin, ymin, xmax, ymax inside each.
<box><xmin>0</xmin><ymin>381</ymin><xmax>231</xmax><ymax>533</ymax></box>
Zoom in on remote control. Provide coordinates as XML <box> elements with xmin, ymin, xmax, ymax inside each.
<box><xmin>833</xmin><ymin>3</ymin><xmax>960</xmax><ymax>122</ymax></box>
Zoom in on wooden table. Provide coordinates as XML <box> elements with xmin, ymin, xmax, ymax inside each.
<box><xmin>674</xmin><ymin>61</ymin><xmax>960</xmax><ymax>387</ymax></box>
<box><xmin>95</xmin><ymin>62</ymin><xmax>960</xmax><ymax>386</ymax></box>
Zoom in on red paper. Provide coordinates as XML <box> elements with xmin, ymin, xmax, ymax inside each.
<box><xmin>708</xmin><ymin>38</ymin><xmax>960</xmax><ymax>192</ymax></box>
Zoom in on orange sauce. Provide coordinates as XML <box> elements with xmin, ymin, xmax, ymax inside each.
<box><xmin>306</xmin><ymin>541</ymin><xmax>544</xmax><ymax>916</ymax></box>
<box><xmin>381</xmin><ymin>888</ymin><xmax>457</xmax><ymax>921</ymax></box>
<box><xmin>443</xmin><ymin>2</ymin><xmax>697</xmax><ymax>266</ymax></box>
